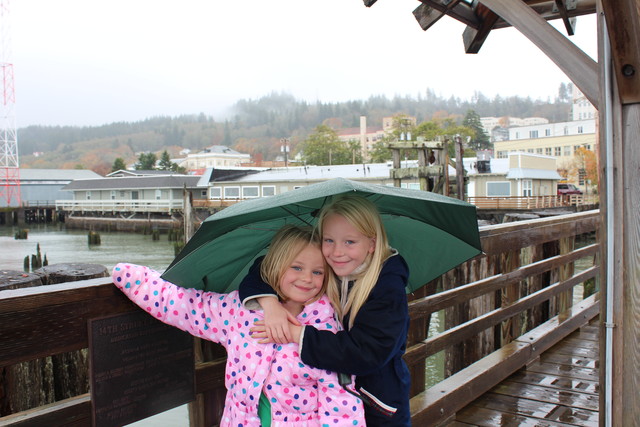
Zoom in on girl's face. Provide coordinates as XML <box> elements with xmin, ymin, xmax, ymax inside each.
<box><xmin>279</xmin><ymin>244</ymin><xmax>326</xmax><ymax>304</ymax></box>
<box><xmin>321</xmin><ymin>213</ymin><xmax>375</xmax><ymax>277</ymax></box>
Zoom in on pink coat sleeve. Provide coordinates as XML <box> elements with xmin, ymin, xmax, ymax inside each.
<box><xmin>111</xmin><ymin>262</ymin><xmax>228</xmax><ymax>346</ymax></box>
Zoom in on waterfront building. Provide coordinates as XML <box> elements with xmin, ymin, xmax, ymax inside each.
<box><xmin>0</xmin><ymin>169</ymin><xmax>101</xmax><ymax>208</ymax></box>
<box><xmin>463</xmin><ymin>152</ymin><xmax>563</xmax><ymax>198</ymax></box>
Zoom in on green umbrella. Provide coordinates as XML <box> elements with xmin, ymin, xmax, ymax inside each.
<box><xmin>161</xmin><ymin>177</ymin><xmax>482</xmax><ymax>293</ymax></box>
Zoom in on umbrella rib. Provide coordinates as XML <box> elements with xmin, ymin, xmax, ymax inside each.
<box><xmin>280</xmin><ymin>205</ymin><xmax>314</xmax><ymax>226</ymax></box>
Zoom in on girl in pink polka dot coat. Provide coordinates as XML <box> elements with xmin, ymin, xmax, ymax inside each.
<box><xmin>112</xmin><ymin>225</ymin><xmax>365</xmax><ymax>427</ymax></box>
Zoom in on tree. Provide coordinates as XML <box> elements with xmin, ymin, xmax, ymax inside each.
<box><xmin>462</xmin><ymin>109</ymin><xmax>491</xmax><ymax>150</ymax></box>
<box><xmin>111</xmin><ymin>157</ymin><xmax>127</xmax><ymax>172</ymax></box>
<box><xmin>570</xmin><ymin>146</ymin><xmax>598</xmax><ymax>189</ymax></box>
<box><xmin>158</xmin><ymin>150</ymin><xmax>174</xmax><ymax>171</ymax></box>
<box><xmin>135</xmin><ymin>152</ymin><xmax>157</xmax><ymax>170</ymax></box>
<box><xmin>298</xmin><ymin>125</ymin><xmax>357</xmax><ymax>166</ymax></box>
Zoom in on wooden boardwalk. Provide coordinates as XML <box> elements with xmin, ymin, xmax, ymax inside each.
<box><xmin>446</xmin><ymin>317</ymin><xmax>600</xmax><ymax>426</ymax></box>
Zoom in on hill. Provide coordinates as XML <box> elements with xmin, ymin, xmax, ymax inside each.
<box><xmin>17</xmin><ymin>90</ymin><xmax>571</xmax><ymax>175</ymax></box>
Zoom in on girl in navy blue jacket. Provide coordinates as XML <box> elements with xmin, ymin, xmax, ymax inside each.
<box><xmin>240</xmin><ymin>194</ymin><xmax>411</xmax><ymax>426</ymax></box>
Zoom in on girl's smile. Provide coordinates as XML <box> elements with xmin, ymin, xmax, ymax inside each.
<box><xmin>321</xmin><ymin>213</ymin><xmax>375</xmax><ymax>277</ymax></box>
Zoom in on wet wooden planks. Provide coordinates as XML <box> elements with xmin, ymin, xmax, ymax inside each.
<box><xmin>449</xmin><ymin>319</ymin><xmax>599</xmax><ymax>426</ymax></box>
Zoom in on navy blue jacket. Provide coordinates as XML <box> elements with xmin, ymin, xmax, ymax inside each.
<box><xmin>239</xmin><ymin>254</ymin><xmax>411</xmax><ymax>426</ymax></box>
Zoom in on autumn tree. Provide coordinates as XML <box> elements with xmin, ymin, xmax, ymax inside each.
<box><xmin>570</xmin><ymin>146</ymin><xmax>598</xmax><ymax>189</ymax></box>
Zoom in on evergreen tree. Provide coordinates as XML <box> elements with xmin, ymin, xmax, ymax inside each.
<box><xmin>158</xmin><ymin>150</ymin><xmax>174</xmax><ymax>170</ymax></box>
<box><xmin>462</xmin><ymin>109</ymin><xmax>491</xmax><ymax>150</ymax></box>
<box><xmin>111</xmin><ymin>157</ymin><xmax>127</xmax><ymax>172</ymax></box>
<box><xmin>135</xmin><ymin>152</ymin><xmax>157</xmax><ymax>170</ymax></box>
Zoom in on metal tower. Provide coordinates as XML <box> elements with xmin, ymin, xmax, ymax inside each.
<box><xmin>0</xmin><ymin>0</ymin><xmax>20</xmax><ymax>207</ymax></box>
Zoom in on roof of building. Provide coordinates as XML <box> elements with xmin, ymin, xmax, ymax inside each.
<box><xmin>507</xmin><ymin>168</ymin><xmax>564</xmax><ymax>180</ymax></box>
<box><xmin>217</xmin><ymin>163</ymin><xmax>394</xmax><ymax>183</ymax></box>
<box><xmin>106</xmin><ymin>169</ymin><xmax>175</xmax><ymax>177</ymax></box>
<box><xmin>19</xmin><ymin>169</ymin><xmax>102</xmax><ymax>181</ymax></box>
<box><xmin>199</xmin><ymin>145</ymin><xmax>248</xmax><ymax>156</ymax></box>
<box><xmin>62</xmin><ymin>175</ymin><xmax>203</xmax><ymax>191</ymax></box>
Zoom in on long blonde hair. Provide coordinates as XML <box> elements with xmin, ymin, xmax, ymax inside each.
<box><xmin>260</xmin><ymin>224</ymin><xmax>328</xmax><ymax>304</ymax></box>
<box><xmin>317</xmin><ymin>194</ymin><xmax>392</xmax><ymax>328</ymax></box>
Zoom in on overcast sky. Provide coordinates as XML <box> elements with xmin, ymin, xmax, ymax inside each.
<box><xmin>9</xmin><ymin>0</ymin><xmax>597</xmax><ymax>128</ymax></box>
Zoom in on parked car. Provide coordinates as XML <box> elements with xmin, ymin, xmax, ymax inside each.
<box><xmin>557</xmin><ymin>183</ymin><xmax>583</xmax><ymax>195</ymax></box>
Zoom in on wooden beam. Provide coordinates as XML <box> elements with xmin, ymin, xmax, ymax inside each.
<box><xmin>554</xmin><ymin>0</ymin><xmax>576</xmax><ymax>35</ymax></box>
<box><xmin>412</xmin><ymin>3</ymin><xmax>446</xmax><ymax>32</ymax></box>
<box><xmin>478</xmin><ymin>0</ymin><xmax>599</xmax><ymax>108</ymax></box>
<box><xmin>600</xmin><ymin>0</ymin><xmax>640</xmax><ymax>104</ymax></box>
<box><xmin>417</xmin><ymin>0</ymin><xmax>480</xmax><ymax>29</ymax></box>
<box><xmin>462</xmin><ymin>4</ymin><xmax>500</xmax><ymax>53</ymax></box>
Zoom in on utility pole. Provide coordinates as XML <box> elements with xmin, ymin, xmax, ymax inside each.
<box><xmin>280</xmin><ymin>138</ymin><xmax>290</xmax><ymax>167</ymax></box>
<box><xmin>0</xmin><ymin>0</ymin><xmax>20</xmax><ymax>208</ymax></box>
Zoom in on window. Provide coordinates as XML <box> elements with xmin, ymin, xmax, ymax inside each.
<box><xmin>528</xmin><ymin>149</ymin><xmax>534</xmax><ymax>153</ymax></box>
<box><xmin>111</xmin><ymin>190</ymin><xmax>116</xmax><ymax>200</ymax></box>
<box><xmin>529</xmin><ymin>130</ymin><xmax>539</xmax><ymax>138</ymax></box>
<box><xmin>210</xmin><ymin>187</ymin><xmax>221</xmax><ymax>199</ymax></box>
<box><xmin>545</xmin><ymin>147</ymin><xmax>552</xmax><ymax>156</ymax></box>
<box><xmin>486</xmin><ymin>182</ymin><xmax>511</xmax><ymax>197</ymax></box>
<box><xmin>155</xmin><ymin>189</ymin><xmax>162</xmax><ymax>200</ymax></box>
<box><xmin>545</xmin><ymin>129</ymin><xmax>551</xmax><ymax>137</ymax></box>
<box><xmin>224</xmin><ymin>187</ymin><xmax>240</xmax><ymax>199</ymax></box>
<box><xmin>120</xmin><ymin>191</ymin><xmax>125</xmax><ymax>197</ymax></box>
<box><xmin>554</xmin><ymin>147</ymin><xmax>561</xmax><ymax>156</ymax></box>
<box><xmin>242</xmin><ymin>186</ymin><xmax>259</xmax><ymax>198</ymax></box>
<box><xmin>523</xmin><ymin>180</ymin><xmax>533</xmax><ymax>197</ymax></box>
<box><xmin>578</xmin><ymin>126</ymin><xmax>584</xmax><ymax>134</ymax></box>
<box><xmin>497</xmin><ymin>150</ymin><xmax>508</xmax><ymax>159</ymax></box>
<box><xmin>564</xmin><ymin>146</ymin><xmax>571</xmax><ymax>156</ymax></box>
<box><xmin>262</xmin><ymin>186</ymin><xmax>276</xmax><ymax>197</ymax></box>
<box><xmin>86</xmin><ymin>191</ymin><xmax>92</xmax><ymax>200</ymax></box>
<box><xmin>564</xmin><ymin>126</ymin><xmax>569</xmax><ymax>135</ymax></box>
<box><xmin>201</xmin><ymin>190</ymin><xmax>207</xmax><ymax>197</ymax></box>
<box><xmin>536</xmin><ymin>148</ymin><xmax>543</xmax><ymax>154</ymax></box>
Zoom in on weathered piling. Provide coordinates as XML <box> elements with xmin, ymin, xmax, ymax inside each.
<box><xmin>0</xmin><ymin>263</ymin><xmax>108</xmax><ymax>416</ymax></box>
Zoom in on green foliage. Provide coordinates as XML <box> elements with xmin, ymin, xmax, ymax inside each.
<box><xmin>112</xmin><ymin>157</ymin><xmax>127</xmax><ymax>172</ymax></box>
<box><xmin>135</xmin><ymin>152</ymin><xmax>157</xmax><ymax>170</ymax></box>
<box><xmin>299</xmin><ymin>125</ymin><xmax>361</xmax><ymax>165</ymax></box>
<box><xmin>158</xmin><ymin>150</ymin><xmax>174</xmax><ymax>170</ymax></box>
<box><xmin>462</xmin><ymin>109</ymin><xmax>491</xmax><ymax>150</ymax></box>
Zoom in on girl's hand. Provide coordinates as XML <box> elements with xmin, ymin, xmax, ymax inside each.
<box><xmin>258</xmin><ymin>297</ymin><xmax>300</xmax><ymax>344</ymax></box>
<box><xmin>251</xmin><ymin>321</ymin><xmax>303</xmax><ymax>344</ymax></box>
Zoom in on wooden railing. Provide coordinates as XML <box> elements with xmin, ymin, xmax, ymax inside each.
<box><xmin>468</xmin><ymin>194</ymin><xmax>599</xmax><ymax>209</ymax></box>
<box><xmin>0</xmin><ymin>210</ymin><xmax>600</xmax><ymax>426</ymax></box>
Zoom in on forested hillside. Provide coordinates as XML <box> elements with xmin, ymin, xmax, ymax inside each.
<box><xmin>18</xmin><ymin>88</ymin><xmax>571</xmax><ymax>175</ymax></box>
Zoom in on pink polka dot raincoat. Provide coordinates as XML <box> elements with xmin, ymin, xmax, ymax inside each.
<box><xmin>112</xmin><ymin>263</ymin><xmax>365</xmax><ymax>427</ymax></box>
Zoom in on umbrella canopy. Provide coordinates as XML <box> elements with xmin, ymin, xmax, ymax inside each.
<box><xmin>162</xmin><ymin>178</ymin><xmax>482</xmax><ymax>293</ymax></box>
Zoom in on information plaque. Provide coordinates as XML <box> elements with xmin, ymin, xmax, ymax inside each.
<box><xmin>89</xmin><ymin>311</ymin><xmax>195</xmax><ymax>427</ymax></box>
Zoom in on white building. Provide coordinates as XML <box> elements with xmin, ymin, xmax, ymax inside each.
<box><xmin>508</xmin><ymin>118</ymin><xmax>596</xmax><ymax>141</ymax></box>
<box><xmin>176</xmin><ymin>145</ymin><xmax>251</xmax><ymax>173</ymax></box>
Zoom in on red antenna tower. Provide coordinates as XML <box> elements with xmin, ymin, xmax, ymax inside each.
<box><xmin>0</xmin><ymin>0</ymin><xmax>20</xmax><ymax>207</ymax></box>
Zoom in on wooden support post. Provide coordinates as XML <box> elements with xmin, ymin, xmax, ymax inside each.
<box><xmin>392</xmin><ymin>148</ymin><xmax>401</xmax><ymax>187</ymax></box>
<box><xmin>455</xmin><ymin>137</ymin><xmax>465</xmax><ymax>201</ymax></box>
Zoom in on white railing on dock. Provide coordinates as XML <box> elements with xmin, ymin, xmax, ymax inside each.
<box><xmin>55</xmin><ymin>199</ymin><xmax>184</xmax><ymax>213</ymax></box>
<box><xmin>467</xmin><ymin>194</ymin><xmax>599</xmax><ymax>209</ymax></box>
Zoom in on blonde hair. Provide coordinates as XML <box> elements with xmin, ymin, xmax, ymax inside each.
<box><xmin>317</xmin><ymin>194</ymin><xmax>392</xmax><ymax>328</ymax></box>
<box><xmin>260</xmin><ymin>224</ymin><xmax>328</xmax><ymax>304</ymax></box>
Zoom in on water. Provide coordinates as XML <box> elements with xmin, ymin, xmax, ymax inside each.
<box><xmin>0</xmin><ymin>224</ymin><xmax>176</xmax><ymax>272</ymax></box>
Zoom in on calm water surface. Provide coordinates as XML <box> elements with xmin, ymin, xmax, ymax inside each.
<box><xmin>0</xmin><ymin>225</ymin><xmax>176</xmax><ymax>272</ymax></box>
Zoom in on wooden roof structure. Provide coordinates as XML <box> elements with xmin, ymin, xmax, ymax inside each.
<box><xmin>364</xmin><ymin>1</ymin><xmax>639</xmax><ymax>425</ymax></box>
